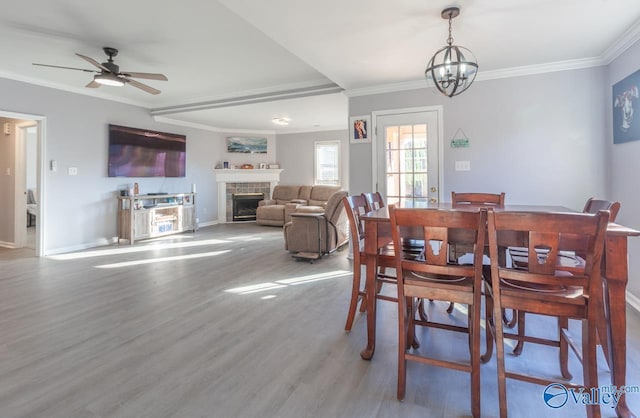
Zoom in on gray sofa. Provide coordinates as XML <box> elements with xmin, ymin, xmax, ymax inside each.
<box><xmin>256</xmin><ymin>185</ymin><xmax>342</xmax><ymax>226</ymax></box>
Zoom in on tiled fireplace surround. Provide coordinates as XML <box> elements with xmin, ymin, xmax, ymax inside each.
<box><xmin>213</xmin><ymin>169</ymin><xmax>283</xmax><ymax>223</ymax></box>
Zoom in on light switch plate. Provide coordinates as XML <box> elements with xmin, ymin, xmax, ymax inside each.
<box><xmin>68</xmin><ymin>167</ymin><xmax>78</xmax><ymax>176</ymax></box>
<box><xmin>455</xmin><ymin>160</ymin><xmax>471</xmax><ymax>171</ymax></box>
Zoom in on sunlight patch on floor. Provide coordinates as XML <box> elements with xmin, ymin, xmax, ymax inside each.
<box><xmin>225</xmin><ymin>270</ymin><xmax>351</xmax><ymax>295</ymax></box>
<box><xmin>94</xmin><ymin>250</ymin><xmax>230</xmax><ymax>269</ymax></box>
<box><xmin>49</xmin><ymin>238</ymin><xmax>231</xmax><ymax>261</ymax></box>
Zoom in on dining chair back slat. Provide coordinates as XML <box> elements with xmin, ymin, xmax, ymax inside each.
<box><xmin>451</xmin><ymin>191</ymin><xmax>505</xmax><ymax>206</ymax></box>
<box><xmin>362</xmin><ymin>192</ymin><xmax>385</xmax><ymax>211</ymax></box>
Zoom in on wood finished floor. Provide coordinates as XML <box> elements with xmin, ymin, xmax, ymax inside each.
<box><xmin>0</xmin><ymin>223</ymin><xmax>639</xmax><ymax>418</ymax></box>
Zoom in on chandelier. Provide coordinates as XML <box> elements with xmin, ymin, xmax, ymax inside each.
<box><xmin>425</xmin><ymin>7</ymin><xmax>478</xmax><ymax>97</ymax></box>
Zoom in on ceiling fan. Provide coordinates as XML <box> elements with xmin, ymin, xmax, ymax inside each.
<box><xmin>33</xmin><ymin>47</ymin><xmax>168</xmax><ymax>95</ymax></box>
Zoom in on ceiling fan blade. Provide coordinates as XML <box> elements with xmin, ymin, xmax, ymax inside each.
<box><xmin>86</xmin><ymin>80</ymin><xmax>101</xmax><ymax>88</ymax></box>
<box><xmin>121</xmin><ymin>72</ymin><xmax>168</xmax><ymax>81</ymax></box>
<box><xmin>124</xmin><ymin>78</ymin><xmax>161</xmax><ymax>95</ymax></box>
<box><xmin>32</xmin><ymin>63</ymin><xmax>97</xmax><ymax>73</ymax></box>
<box><xmin>75</xmin><ymin>53</ymin><xmax>110</xmax><ymax>72</ymax></box>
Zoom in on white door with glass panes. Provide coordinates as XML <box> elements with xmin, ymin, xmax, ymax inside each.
<box><xmin>375</xmin><ymin>109</ymin><xmax>441</xmax><ymax>207</ymax></box>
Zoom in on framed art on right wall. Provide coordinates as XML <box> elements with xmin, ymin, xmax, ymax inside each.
<box><xmin>613</xmin><ymin>69</ymin><xmax>640</xmax><ymax>144</ymax></box>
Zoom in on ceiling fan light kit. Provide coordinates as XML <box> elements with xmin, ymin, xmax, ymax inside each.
<box><xmin>425</xmin><ymin>6</ymin><xmax>478</xmax><ymax>97</ymax></box>
<box><xmin>94</xmin><ymin>73</ymin><xmax>125</xmax><ymax>87</ymax></box>
<box><xmin>33</xmin><ymin>46</ymin><xmax>167</xmax><ymax>95</ymax></box>
<box><xmin>272</xmin><ymin>117</ymin><xmax>290</xmax><ymax>126</ymax></box>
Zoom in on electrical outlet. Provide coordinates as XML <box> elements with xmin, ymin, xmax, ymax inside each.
<box><xmin>68</xmin><ymin>167</ymin><xmax>78</xmax><ymax>176</ymax></box>
<box><xmin>5</xmin><ymin>167</ymin><xmax>10</xmax><ymax>176</ymax></box>
<box><xmin>455</xmin><ymin>161</ymin><xmax>471</xmax><ymax>171</ymax></box>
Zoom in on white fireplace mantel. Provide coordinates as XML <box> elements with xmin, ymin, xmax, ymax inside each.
<box><xmin>214</xmin><ymin>169</ymin><xmax>283</xmax><ymax>223</ymax></box>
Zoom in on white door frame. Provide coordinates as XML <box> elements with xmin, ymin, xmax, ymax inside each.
<box><xmin>2</xmin><ymin>110</ymin><xmax>46</xmax><ymax>256</ymax></box>
<box><xmin>371</xmin><ymin>105</ymin><xmax>444</xmax><ymax>203</ymax></box>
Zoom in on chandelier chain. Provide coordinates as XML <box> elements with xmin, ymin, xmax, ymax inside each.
<box><xmin>447</xmin><ymin>14</ymin><xmax>454</xmax><ymax>46</ymax></box>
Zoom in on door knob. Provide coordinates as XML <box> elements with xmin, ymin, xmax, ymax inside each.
<box><xmin>430</xmin><ymin>187</ymin><xmax>437</xmax><ymax>192</ymax></box>
<box><xmin>430</xmin><ymin>198</ymin><xmax>438</xmax><ymax>203</ymax></box>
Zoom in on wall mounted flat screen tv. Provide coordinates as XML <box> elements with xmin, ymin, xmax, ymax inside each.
<box><xmin>108</xmin><ymin>124</ymin><xmax>186</xmax><ymax>177</ymax></box>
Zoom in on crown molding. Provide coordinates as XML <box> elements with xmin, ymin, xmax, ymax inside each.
<box><xmin>153</xmin><ymin>115</ymin><xmax>346</xmax><ymax>135</ymax></box>
<box><xmin>600</xmin><ymin>18</ymin><xmax>640</xmax><ymax>64</ymax></box>
<box><xmin>153</xmin><ymin>116</ymin><xmax>276</xmax><ymax>135</ymax></box>
<box><xmin>344</xmin><ymin>56</ymin><xmax>607</xmax><ymax>97</ymax></box>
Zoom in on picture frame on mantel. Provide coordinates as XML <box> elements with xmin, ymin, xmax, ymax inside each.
<box><xmin>350</xmin><ymin>115</ymin><xmax>371</xmax><ymax>144</ymax></box>
<box><xmin>613</xmin><ymin>69</ymin><xmax>640</xmax><ymax>144</ymax></box>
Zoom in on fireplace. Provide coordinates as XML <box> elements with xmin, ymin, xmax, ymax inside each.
<box><xmin>232</xmin><ymin>193</ymin><xmax>265</xmax><ymax>221</ymax></box>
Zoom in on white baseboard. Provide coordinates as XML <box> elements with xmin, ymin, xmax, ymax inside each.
<box><xmin>197</xmin><ymin>220</ymin><xmax>219</xmax><ymax>228</ymax></box>
<box><xmin>627</xmin><ymin>291</ymin><xmax>640</xmax><ymax>313</ymax></box>
<box><xmin>0</xmin><ymin>240</ymin><xmax>17</xmax><ymax>248</ymax></box>
<box><xmin>45</xmin><ymin>237</ymin><xmax>118</xmax><ymax>256</ymax></box>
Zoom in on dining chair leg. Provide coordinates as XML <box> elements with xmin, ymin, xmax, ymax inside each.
<box><xmin>559</xmin><ymin>316</ymin><xmax>572</xmax><ymax>380</ymax></box>
<box><xmin>471</xmin><ymin>303</ymin><xmax>482</xmax><ymax>418</ymax></box>
<box><xmin>345</xmin><ymin>264</ymin><xmax>364</xmax><ymax>332</ymax></box>
<box><xmin>502</xmin><ymin>308</ymin><xmax>518</xmax><ymax>329</ymax></box>
<box><xmin>583</xmin><ymin>318</ymin><xmax>601</xmax><ymax>418</ymax></box>
<box><xmin>512</xmin><ymin>310</ymin><xmax>526</xmax><ymax>355</ymax></box>
<box><xmin>446</xmin><ymin>301</ymin><xmax>455</xmax><ymax>314</ymax></box>
<box><xmin>494</xmin><ymin>302</ymin><xmax>508</xmax><ymax>418</ymax></box>
<box><xmin>481</xmin><ymin>293</ymin><xmax>494</xmax><ymax>364</ymax></box>
<box><xmin>397</xmin><ymin>296</ymin><xmax>408</xmax><ymax>400</ymax></box>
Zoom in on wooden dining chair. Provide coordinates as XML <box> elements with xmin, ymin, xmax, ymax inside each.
<box><xmin>449</xmin><ymin>191</ymin><xmax>506</xmax><ymax>316</ymax></box>
<box><xmin>390</xmin><ymin>205</ymin><xmax>486</xmax><ymax>417</ymax></box>
<box><xmin>362</xmin><ymin>191</ymin><xmax>385</xmax><ymax>211</ymax></box>
<box><xmin>485</xmin><ymin>209</ymin><xmax>609</xmax><ymax>418</ymax></box>
<box><xmin>451</xmin><ymin>191</ymin><xmax>505</xmax><ymax>206</ymax></box>
<box><xmin>583</xmin><ymin>197</ymin><xmax>620</xmax><ymax>221</ymax></box>
<box><xmin>342</xmin><ymin>195</ymin><xmax>397</xmax><ymax>332</ymax></box>
<box><xmin>503</xmin><ymin>197</ymin><xmax>621</xmax><ymax>357</ymax></box>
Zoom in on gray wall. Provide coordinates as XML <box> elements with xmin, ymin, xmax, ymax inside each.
<box><xmin>0</xmin><ymin>77</ymin><xmax>266</xmax><ymax>254</ymax></box>
<box><xmin>276</xmin><ymin>129</ymin><xmax>349</xmax><ymax>190</ymax></box>
<box><xmin>607</xmin><ymin>39</ymin><xmax>640</xmax><ymax>299</ymax></box>
<box><xmin>349</xmin><ymin>67</ymin><xmax>608</xmax><ymax>211</ymax></box>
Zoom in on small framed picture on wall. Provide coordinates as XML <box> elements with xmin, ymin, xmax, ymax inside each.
<box><xmin>350</xmin><ymin>115</ymin><xmax>371</xmax><ymax>144</ymax></box>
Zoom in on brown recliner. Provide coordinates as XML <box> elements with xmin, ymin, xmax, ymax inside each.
<box><xmin>283</xmin><ymin>190</ymin><xmax>349</xmax><ymax>256</ymax></box>
<box><xmin>256</xmin><ymin>185</ymin><xmax>341</xmax><ymax>226</ymax></box>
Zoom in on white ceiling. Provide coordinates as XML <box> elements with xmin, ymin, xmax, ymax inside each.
<box><xmin>1</xmin><ymin>0</ymin><xmax>640</xmax><ymax>134</ymax></box>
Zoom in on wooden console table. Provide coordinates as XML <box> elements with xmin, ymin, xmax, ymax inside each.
<box><xmin>117</xmin><ymin>192</ymin><xmax>196</xmax><ymax>245</ymax></box>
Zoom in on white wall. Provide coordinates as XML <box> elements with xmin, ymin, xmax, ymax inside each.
<box><xmin>349</xmin><ymin>67</ymin><xmax>608</xmax><ymax>210</ymax></box>
<box><xmin>276</xmin><ymin>129</ymin><xmax>349</xmax><ymax>190</ymax></box>
<box><xmin>25</xmin><ymin>126</ymin><xmax>37</xmax><ymax>190</ymax></box>
<box><xmin>0</xmin><ymin>117</ymin><xmax>17</xmax><ymax>243</ymax></box>
<box><xmin>0</xmin><ymin>77</ymin><xmax>240</xmax><ymax>254</ymax></box>
<box><xmin>607</xmin><ymin>38</ymin><xmax>640</xmax><ymax>300</ymax></box>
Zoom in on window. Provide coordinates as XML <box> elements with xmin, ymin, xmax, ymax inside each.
<box><xmin>314</xmin><ymin>141</ymin><xmax>340</xmax><ymax>185</ymax></box>
<box><xmin>385</xmin><ymin>123</ymin><xmax>428</xmax><ymax>207</ymax></box>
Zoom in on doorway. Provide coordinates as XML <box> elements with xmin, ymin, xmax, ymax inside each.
<box><xmin>0</xmin><ymin>111</ymin><xmax>45</xmax><ymax>256</ymax></box>
<box><xmin>372</xmin><ymin>107</ymin><xmax>443</xmax><ymax>205</ymax></box>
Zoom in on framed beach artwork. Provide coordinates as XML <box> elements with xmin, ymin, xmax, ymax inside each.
<box><xmin>350</xmin><ymin>115</ymin><xmax>371</xmax><ymax>144</ymax></box>
<box><xmin>227</xmin><ymin>136</ymin><xmax>268</xmax><ymax>153</ymax></box>
<box><xmin>612</xmin><ymin>69</ymin><xmax>640</xmax><ymax>144</ymax></box>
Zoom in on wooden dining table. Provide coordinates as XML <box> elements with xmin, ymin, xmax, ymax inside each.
<box><xmin>359</xmin><ymin>203</ymin><xmax>640</xmax><ymax>418</ymax></box>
